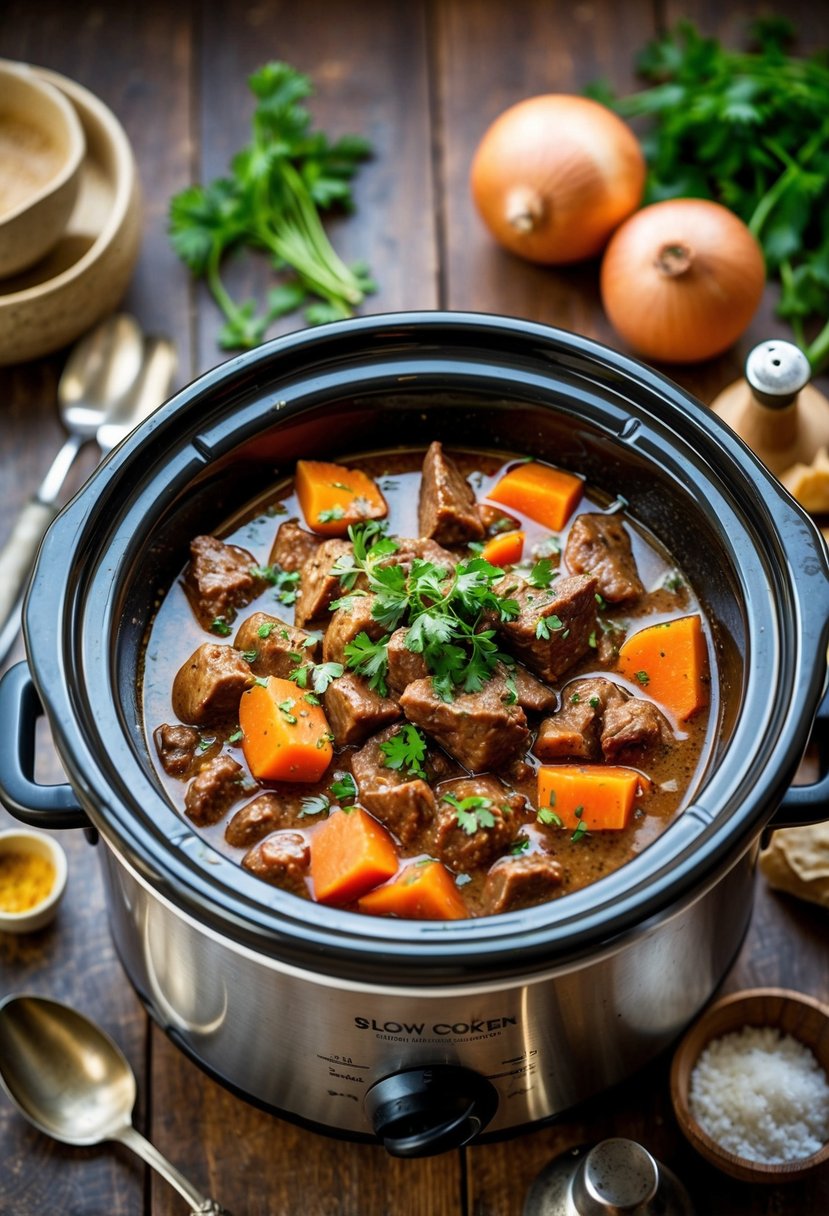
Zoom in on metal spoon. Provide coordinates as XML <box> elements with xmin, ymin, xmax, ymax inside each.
<box><xmin>0</xmin><ymin>313</ymin><xmax>145</xmax><ymax>643</ymax></box>
<box><xmin>0</xmin><ymin>994</ymin><xmax>231</xmax><ymax>1215</ymax></box>
<box><xmin>0</xmin><ymin>328</ymin><xmax>177</xmax><ymax>666</ymax></box>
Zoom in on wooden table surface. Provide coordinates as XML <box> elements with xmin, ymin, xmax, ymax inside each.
<box><xmin>1</xmin><ymin>2</ymin><xmax>828</xmax><ymax>1213</ymax></box>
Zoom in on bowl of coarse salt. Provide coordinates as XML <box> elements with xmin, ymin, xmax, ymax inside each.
<box><xmin>670</xmin><ymin>988</ymin><xmax>829</xmax><ymax>1183</ymax></box>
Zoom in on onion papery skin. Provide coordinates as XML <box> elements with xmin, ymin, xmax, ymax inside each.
<box><xmin>600</xmin><ymin>199</ymin><xmax>766</xmax><ymax>364</ymax></box>
<box><xmin>470</xmin><ymin>95</ymin><xmax>646</xmax><ymax>265</ymax></box>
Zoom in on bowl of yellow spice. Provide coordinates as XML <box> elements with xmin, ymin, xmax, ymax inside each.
<box><xmin>0</xmin><ymin>828</ymin><xmax>66</xmax><ymax>933</ymax></box>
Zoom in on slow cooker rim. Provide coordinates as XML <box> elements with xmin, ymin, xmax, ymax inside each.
<box><xmin>22</xmin><ymin>311</ymin><xmax>829</xmax><ymax>982</ymax></box>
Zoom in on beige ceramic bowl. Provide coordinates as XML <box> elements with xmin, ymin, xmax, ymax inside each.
<box><xmin>0</xmin><ymin>61</ymin><xmax>141</xmax><ymax>366</ymax></box>
<box><xmin>671</xmin><ymin>988</ymin><xmax>829</xmax><ymax>1184</ymax></box>
<box><xmin>0</xmin><ymin>61</ymin><xmax>86</xmax><ymax>277</ymax></box>
<box><xmin>0</xmin><ymin>827</ymin><xmax>68</xmax><ymax>934</ymax></box>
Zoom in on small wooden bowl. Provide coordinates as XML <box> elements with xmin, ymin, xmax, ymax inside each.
<box><xmin>0</xmin><ymin>61</ymin><xmax>85</xmax><ymax>277</ymax></box>
<box><xmin>670</xmin><ymin>988</ymin><xmax>829</xmax><ymax>1183</ymax></box>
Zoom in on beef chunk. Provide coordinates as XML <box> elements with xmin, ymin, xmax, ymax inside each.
<box><xmin>400</xmin><ymin>674</ymin><xmax>529</xmax><ymax>772</ymax></box>
<box><xmin>564</xmin><ymin>513</ymin><xmax>644</xmax><ymax>604</ymax></box>
<box><xmin>597</xmin><ymin>622</ymin><xmax>626</xmax><ymax>666</ymax></box>
<box><xmin>225</xmin><ymin>792</ymin><xmax>308</xmax><ymax>848</ymax></box>
<box><xmin>432</xmin><ymin>776</ymin><xmax>522</xmax><ymax>873</ymax></box>
<box><xmin>535</xmin><ymin>677</ymin><xmax>671</xmax><ymax>761</ymax></box>
<box><xmin>602</xmin><ymin>694</ymin><xmax>673</xmax><ymax>759</ymax></box>
<box><xmin>324</xmin><ymin>673</ymin><xmax>401</xmax><ymax>747</ymax></box>
<box><xmin>268</xmin><ymin>519</ymin><xmax>321</xmax><ymax>573</ymax></box>
<box><xmin>418</xmin><ymin>441</ymin><xmax>485</xmax><ymax>545</ymax></box>
<box><xmin>506</xmin><ymin>664</ymin><xmax>557</xmax><ymax>714</ymax></box>
<box><xmin>183</xmin><ymin>535</ymin><xmax>267</xmax><ymax>630</ymax></box>
<box><xmin>234</xmin><ymin>611</ymin><xmax>319</xmax><ymax>679</ymax></box>
<box><xmin>496</xmin><ymin>573</ymin><xmax>599</xmax><ymax>683</ymax></box>
<box><xmin>387</xmin><ymin>628</ymin><xmax>429</xmax><ymax>693</ymax></box>
<box><xmin>482</xmin><ymin>854</ymin><xmax>564</xmax><ymax>914</ymax></box>
<box><xmin>242</xmin><ymin>831</ymin><xmax>310</xmax><ymax>896</ymax></box>
<box><xmin>154</xmin><ymin>723</ymin><xmax>203</xmax><ymax>778</ymax></box>
<box><xmin>323</xmin><ymin>594</ymin><xmax>386</xmax><ymax>664</ymax></box>
<box><xmin>185</xmin><ymin>753</ymin><xmax>245</xmax><ymax>826</ymax></box>
<box><xmin>351</xmin><ymin>725</ymin><xmax>436</xmax><ymax>845</ymax></box>
<box><xmin>294</xmin><ymin>538</ymin><xmax>351</xmax><ymax>627</ymax></box>
<box><xmin>172</xmin><ymin>643</ymin><xmax>253</xmax><ymax>726</ymax></box>
<box><xmin>478</xmin><ymin>502</ymin><xmax>520</xmax><ymax>535</ymax></box>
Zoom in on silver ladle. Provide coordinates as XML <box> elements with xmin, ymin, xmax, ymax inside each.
<box><xmin>0</xmin><ymin>994</ymin><xmax>231</xmax><ymax>1215</ymax></box>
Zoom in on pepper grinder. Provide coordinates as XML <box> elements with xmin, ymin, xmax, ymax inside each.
<box><xmin>523</xmin><ymin>1138</ymin><xmax>695</xmax><ymax>1216</ymax></box>
<box><xmin>709</xmin><ymin>339</ymin><xmax>829</xmax><ymax>479</ymax></box>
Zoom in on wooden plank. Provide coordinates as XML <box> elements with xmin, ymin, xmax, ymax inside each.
<box><xmin>192</xmin><ymin>0</ymin><xmax>438</xmax><ymax>371</ymax></box>
<box><xmin>0</xmin><ymin>3</ymin><xmax>194</xmax><ymax>1214</ymax></box>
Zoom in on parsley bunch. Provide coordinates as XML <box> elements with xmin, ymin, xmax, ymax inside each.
<box><xmin>592</xmin><ymin>19</ymin><xmax>829</xmax><ymax>372</ymax></box>
<box><xmin>169</xmin><ymin>62</ymin><xmax>375</xmax><ymax>349</ymax></box>
<box><xmin>332</xmin><ymin>523</ymin><xmax>519</xmax><ymax>701</ymax></box>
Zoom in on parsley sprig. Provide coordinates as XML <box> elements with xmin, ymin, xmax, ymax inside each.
<box><xmin>169</xmin><ymin>62</ymin><xmax>375</xmax><ymax>349</ymax></box>
<box><xmin>332</xmin><ymin>523</ymin><xmax>520</xmax><ymax>701</ymax></box>
<box><xmin>379</xmin><ymin>724</ymin><xmax>428</xmax><ymax>779</ymax></box>
<box><xmin>441</xmin><ymin>793</ymin><xmax>496</xmax><ymax>836</ymax></box>
<box><xmin>591</xmin><ymin>18</ymin><xmax>829</xmax><ymax>372</ymax></box>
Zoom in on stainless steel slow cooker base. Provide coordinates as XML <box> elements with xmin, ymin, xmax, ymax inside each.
<box><xmin>101</xmin><ymin>838</ymin><xmax>755</xmax><ymax>1143</ymax></box>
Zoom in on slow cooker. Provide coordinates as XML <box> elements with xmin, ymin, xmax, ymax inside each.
<box><xmin>1</xmin><ymin>313</ymin><xmax>827</xmax><ymax>1157</ymax></box>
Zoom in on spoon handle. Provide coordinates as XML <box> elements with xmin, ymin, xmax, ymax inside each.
<box><xmin>0</xmin><ymin>433</ymin><xmax>85</xmax><ymax>664</ymax></box>
<box><xmin>114</xmin><ymin>1123</ymin><xmax>231</xmax><ymax>1214</ymax></box>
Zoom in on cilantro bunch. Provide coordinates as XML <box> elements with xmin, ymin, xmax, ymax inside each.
<box><xmin>331</xmin><ymin>523</ymin><xmax>519</xmax><ymax>701</ymax></box>
<box><xmin>169</xmin><ymin>62</ymin><xmax>375</xmax><ymax>349</ymax></box>
<box><xmin>592</xmin><ymin>19</ymin><xmax>829</xmax><ymax>372</ymax></box>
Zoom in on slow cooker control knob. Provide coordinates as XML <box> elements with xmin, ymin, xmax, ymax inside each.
<box><xmin>365</xmin><ymin>1065</ymin><xmax>498</xmax><ymax>1158</ymax></box>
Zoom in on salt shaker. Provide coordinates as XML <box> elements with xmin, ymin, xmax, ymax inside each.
<box><xmin>523</xmin><ymin>1137</ymin><xmax>695</xmax><ymax>1216</ymax></box>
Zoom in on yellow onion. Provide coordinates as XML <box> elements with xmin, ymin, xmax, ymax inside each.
<box><xmin>600</xmin><ymin>198</ymin><xmax>766</xmax><ymax>364</ymax></box>
<box><xmin>470</xmin><ymin>94</ymin><xmax>646</xmax><ymax>264</ymax></box>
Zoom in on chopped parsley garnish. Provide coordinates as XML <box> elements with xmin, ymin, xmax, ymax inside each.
<box><xmin>572</xmin><ymin>819</ymin><xmax>590</xmax><ymax>843</ymax></box>
<box><xmin>537</xmin><ymin>806</ymin><xmax>563</xmax><ymax>827</ymax></box>
<box><xmin>318</xmin><ymin>505</ymin><xmax>345</xmax><ymax>523</ymax></box>
<box><xmin>257</xmin><ymin>622</ymin><xmax>275</xmax><ymax>639</ymax></box>
<box><xmin>241</xmin><ymin>649</ymin><xmax>258</xmax><ymax>663</ymax></box>
<box><xmin>379</xmin><ymin>723</ymin><xmax>427</xmax><ymax>779</ymax></box>
<box><xmin>589</xmin><ymin>695</ymin><xmax>601</xmax><ymax>708</ymax></box>
<box><xmin>227</xmin><ymin>728</ymin><xmax>244</xmax><ymax>744</ymax></box>
<box><xmin>253</xmin><ymin>676</ymin><xmax>270</xmax><ymax>689</ymax></box>
<box><xmin>634</xmin><ymin>670</ymin><xmax>650</xmax><ymax>686</ymax></box>
<box><xmin>343</xmin><ymin>632</ymin><xmax>390</xmax><ymax>696</ymax></box>
<box><xmin>299</xmin><ymin>793</ymin><xmax>330</xmax><ymax>817</ymax></box>
<box><xmin>510</xmin><ymin>836</ymin><xmax>531</xmax><ymax>855</ymax></box>
<box><xmin>535</xmin><ymin>614</ymin><xmax>563</xmax><ymax>640</ymax></box>
<box><xmin>588</xmin><ymin>630</ymin><xmax>598</xmax><ymax>648</ymax></box>
<box><xmin>250</xmin><ymin>564</ymin><xmax>301</xmax><ymax>606</ymax></box>
<box><xmin>277</xmin><ymin>698</ymin><xmax>297</xmax><ymax>724</ymax></box>
<box><xmin>310</xmin><ymin>661</ymin><xmax>344</xmax><ymax>694</ymax></box>
<box><xmin>197</xmin><ymin>735</ymin><xmax>216</xmax><ymax>753</ymax></box>
<box><xmin>210</xmin><ymin>617</ymin><xmax>232</xmax><ymax>637</ymax></box>
<box><xmin>330</xmin><ymin>772</ymin><xmax>358</xmax><ymax>803</ymax></box>
<box><xmin>663</xmin><ymin>571</ymin><xmax>684</xmax><ymax>592</ymax></box>
<box><xmin>528</xmin><ymin>558</ymin><xmax>556</xmax><ymax>589</ymax></box>
<box><xmin>332</xmin><ymin>522</ymin><xmax>519</xmax><ymax>701</ymax></box>
<box><xmin>442</xmin><ymin>793</ymin><xmax>496</xmax><ymax>836</ymax></box>
<box><xmin>570</xmin><ymin>692</ymin><xmax>581</xmax><ymax>704</ymax></box>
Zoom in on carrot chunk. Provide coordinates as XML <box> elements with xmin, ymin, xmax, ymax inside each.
<box><xmin>537</xmin><ymin>764</ymin><xmax>642</xmax><ymax>831</ymax></box>
<box><xmin>486</xmin><ymin>462</ymin><xmax>583</xmax><ymax>531</ymax></box>
<box><xmin>617</xmin><ymin>614</ymin><xmax>708</xmax><ymax>721</ymax></box>
<box><xmin>310</xmin><ymin>808</ymin><xmax>399</xmax><ymax>905</ymax></box>
<box><xmin>358</xmin><ymin>860</ymin><xmax>469</xmax><ymax>920</ymax></box>
<box><xmin>481</xmin><ymin>529</ymin><xmax>525</xmax><ymax>567</ymax></box>
<box><xmin>295</xmin><ymin>459</ymin><xmax>388</xmax><ymax>536</ymax></box>
<box><xmin>239</xmin><ymin>676</ymin><xmax>333</xmax><ymax>782</ymax></box>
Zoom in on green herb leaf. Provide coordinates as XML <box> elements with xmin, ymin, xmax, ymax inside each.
<box><xmin>330</xmin><ymin>772</ymin><xmax>358</xmax><ymax>803</ymax></box>
<box><xmin>379</xmin><ymin>723</ymin><xmax>427</xmax><ymax>779</ymax></box>
<box><xmin>343</xmin><ymin>631</ymin><xmax>390</xmax><ymax>696</ymax></box>
<box><xmin>211</xmin><ymin>617</ymin><xmax>232</xmax><ymax>637</ymax></box>
<box><xmin>441</xmin><ymin>792</ymin><xmax>497</xmax><ymax>836</ymax></box>
<box><xmin>537</xmin><ymin>806</ymin><xmax>563</xmax><ymax>827</ymax></box>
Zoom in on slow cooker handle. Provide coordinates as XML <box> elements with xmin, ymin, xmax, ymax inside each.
<box><xmin>0</xmin><ymin>662</ymin><xmax>90</xmax><ymax>829</ymax></box>
<box><xmin>364</xmin><ymin>1065</ymin><xmax>498</xmax><ymax>1158</ymax></box>
<box><xmin>771</xmin><ymin>684</ymin><xmax>829</xmax><ymax>828</ymax></box>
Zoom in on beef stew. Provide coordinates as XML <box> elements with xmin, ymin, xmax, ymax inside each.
<box><xmin>142</xmin><ymin>445</ymin><xmax>716</xmax><ymax>920</ymax></box>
